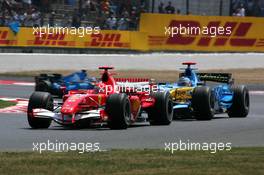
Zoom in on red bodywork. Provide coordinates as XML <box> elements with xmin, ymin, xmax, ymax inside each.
<box><xmin>58</xmin><ymin>66</ymin><xmax>156</xmax><ymax>124</ymax></box>
<box><xmin>182</xmin><ymin>62</ymin><xmax>196</xmax><ymax>66</ymax></box>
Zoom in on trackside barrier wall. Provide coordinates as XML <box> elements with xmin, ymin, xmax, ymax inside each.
<box><xmin>139</xmin><ymin>13</ymin><xmax>264</xmax><ymax>52</ymax></box>
<box><xmin>1</xmin><ymin>13</ymin><xmax>264</xmax><ymax>52</ymax></box>
<box><xmin>0</xmin><ymin>27</ymin><xmax>148</xmax><ymax>51</ymax></box>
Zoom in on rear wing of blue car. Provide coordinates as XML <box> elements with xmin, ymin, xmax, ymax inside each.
<box><xmin>35</xmin><ymin>74</ymin><xmax>62</xmax><ymax>83</ymax></box>
<box><xmin>197</xmin><ymin>73</ymin><xmax>233</xmax><ymax>84</ymax></box>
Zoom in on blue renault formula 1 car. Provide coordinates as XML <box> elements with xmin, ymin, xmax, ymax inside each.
<box><xmin>35</xmin><ymin>70</ymin><xmax>96</xmax><ymax>97</ymax></box>
<box><xmin>158</xmin><ymin>62</ymin><xmax>250</xmax><ymax>120</ymax></box>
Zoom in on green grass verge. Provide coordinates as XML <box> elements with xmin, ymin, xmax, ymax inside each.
<box><xmin>0</xmin><ymin>148</ymin><xmax>264</xmax><ymax>175</ymax></box>
<box><xmin>0</xmin><ymin>100</ymin><xmax>17</xmax><ymax>109</ymax></box>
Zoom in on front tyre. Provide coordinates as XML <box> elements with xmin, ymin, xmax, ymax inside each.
<box><xmin>106</xmin><ymin>93</ymin><xmax>131</xmax><ymax>129</ymax></box>
<box><xmin>27</xmin><ymin>92</ymin><xmax>53</xmax><ymax>128</ymax></box>
<box><xmin>192</xmin><ymin>86</ymin><xmax>215</xmax><ymax>120</ymax></box>
<box><xmin>228</xmin><ymin>85</ymin><xmax>249</xmax><ymax>118</ymax></box>
<box><xmin>148</xmin><ymin>91</ymin><xmax>173</xmax><ymax>125</ymax></box>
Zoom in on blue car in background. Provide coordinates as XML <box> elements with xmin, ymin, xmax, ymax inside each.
<box><xmin>158</xmin><ymin>62</ymin><xmax>250</xmax><ymax>120</ymax></box>
<box><xmin>35</xmin><ymin>70</ymin><xmax>96</xmax><ymax>97</ymax></box>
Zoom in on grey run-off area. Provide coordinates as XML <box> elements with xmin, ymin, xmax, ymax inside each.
<box><xmin>0</xmin><ymin>53</ymin><xmax>264</xmax><ymax>150</ymax></box>
<box><xmin>0</xmin><ymin>93</ymin><xmax>263</xmax><ymax>151</ymax></box>
<box><xmin>0</xmin><ymin>53</ymin><xmax>264</xmax><ymax>72</ymax></box>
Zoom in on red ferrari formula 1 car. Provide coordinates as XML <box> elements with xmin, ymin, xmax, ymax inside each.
<box><xmin>27</xmin><ymin>67</ymin><xmax>173</xmax><ymax>129</ymax></box>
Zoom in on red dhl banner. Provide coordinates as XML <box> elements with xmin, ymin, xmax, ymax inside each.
<box><xmin>140</xmin><ymin>13</ymin><xmax>264</xmax><ymax>52</ymax></box>
<box><xmin>0</xmin><ymin>27</ymin><xmax>148</xmax><ymax>51</ymax></box>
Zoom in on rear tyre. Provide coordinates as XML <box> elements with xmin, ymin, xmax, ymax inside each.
<box><xmin>106</xmin><ymin>93</ymin><xmax>131</xmax><ymax>129</ymax></box>
<box><xmin>148</xmin><ymin>91</ymin><xmax>173</xmax><ymax>125</ymax></box>
<box><xmin>27</xmin><ymin>92</ymin><xmax>53</xmax><ymax>128</ymax></box>
<box><xmin>228</xmin><ymin>85</ymin><xmax>249</xmax><ymax>118</ymax></box>
<box><xmin>35</xmin><ymin>80</ymin><xmax>51</xmax><ymax>93</ymax></box>
<box><xmin>192</xmin><ymin>86</ymin><xmax>215</xmax><ymax>120</ymax></box>
<box><xmin>39</xmin><ymin>74</ymin><xmax>48</xmax><ymax>78</ymax></box>
<box><xmin>52</xmin><ymin>74</ymin><xmax>62</xmax><ymax>79</ymax></box>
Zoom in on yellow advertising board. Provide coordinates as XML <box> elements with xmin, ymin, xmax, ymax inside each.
<box><xmin>1</xmin><ymin>13</ymin><xmax>264</xmax><ymax>52</ymax></box>
<box><xmin>0</xmin><ymin>27</ymin><xmax>148</xmax><ymax>51</ymax></box>
<box><xmin>140</xmin><ymin>13</ymin><xmax>264</xmax><ymax>52</ymax></box>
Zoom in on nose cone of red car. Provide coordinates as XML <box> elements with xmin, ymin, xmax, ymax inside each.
<box><xmin>61</xmin><ymin>94</ymin><xmax>85</xmax><ymax>114</ymax></box>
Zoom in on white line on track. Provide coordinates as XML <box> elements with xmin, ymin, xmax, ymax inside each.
<box><xmin>13</xmin><ymin>82</ymin><xmax>35</xmax><ymax>86</ymax></box>
<box><xmin>250</xmin><ymin>91</ymin><xmax>264</xmax><ymax>95</ymax></box>
<box><xmin>0</xmin><ymin>80</ymin><xmax>35</xmax><ymax>86</ymax></box>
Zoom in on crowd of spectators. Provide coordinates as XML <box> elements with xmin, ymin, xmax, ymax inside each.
<box><xmin>0</xmin><ymin>0</ymin><xmax>43</xmax><ymax>27</ymax></box>
<box><xmin>231</xmin><ymin>0</ymin><xmax>263</xmax><ymax>17</ymax></box>
<box><xmin>64</xmin><ymin>0</ymin><xmax>148</xmax><ymax>30</ymax></box>
<box><xmin>0</xmin><ymin>0</ymin><xmax>148</xmax><ymax>31</ymax></box>
<box><xmin>157</xmin><ymin>0</ymin><xmax>263</xmax><ymax>17</ymax></box>
<box><xmin>1</xmin><ymin>0</ymin><xmax>263</xmax><ymax>32</ymax></box>
<box><xmin>158</xmin><ymin>1</ymin><xmax>181</xmax><ymax>14</ymax></box>
<box><xmin>84</xmin><ymin>0</ymin><xmax>148</xmax><ymax>30</ymax></box>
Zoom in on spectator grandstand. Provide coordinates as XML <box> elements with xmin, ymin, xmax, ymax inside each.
<box><xmin>231</xmin><ymin>0</ymin><xmax>264</xmax><ymax>17</ymax></box>
<box><xmin>0</xmin><ymin>0</ymin><xmax>148</xmax><ymax>30</ymax></box>
<box><xmin>155</xmin><ymin>0</ymin><xmax>264</xmax><ymax>17</ymax></box>
<box><xmin>0</xmin><ymin>0</ymin><xmax>263</xmax><ymax>32</ymax></box>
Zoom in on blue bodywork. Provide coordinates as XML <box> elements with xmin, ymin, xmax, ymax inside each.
<box><xmin>158</xmin><ymin>63</ymin><xmax>234</xmax><ymax>116</ymax></box>
<box><xmin>35</xmin><ymin>70</ymin><xmax>96</xmax><ymax>96</ymax></box>
<box><xmin>52</xmin><ymin>71</ymin><xmax>95</xmax><ymax>93</ymax></box>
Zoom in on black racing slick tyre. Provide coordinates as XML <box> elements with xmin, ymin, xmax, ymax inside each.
<box><xmin>106</xmin><ymin>93</ymin><xmax>131</xmax><ymax>129</ymax></box>
<box><xmin>35</xmin><ymin>80</ymin><xmax>51</xmax><ymax>93</ymax></box>
<box><xmin>27</xmin><ymin>92</ymin><xmax>53</xmax><ymax>129</ymax></box>
<box><xmin>192</xmin><ymin>86</ymin><xmax>215</xmax><ymax>120</ymax></box>
<box><xmin>52</xmin><ymin>73</ymin><xmax>62</xmax><ymax>79</ymax></box>
<box><xmin>228</xmin><ymin>85</ymin><xmax>249</xmax><ymax>118</ymax></box>
<box><xmin>39</xmin><ymin>74</ymin><xmax>48</xmax><ymax>78</ymax></box>
<box><xmin>148</xmin><ymin>91</ymin><xmax>173</xmax><ymax>125</ymax></box>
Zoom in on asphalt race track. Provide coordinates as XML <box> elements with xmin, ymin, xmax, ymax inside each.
<box><xmin>0</xmin><ymin>84</ymin><xmax>33</xmax><ymax>98</ymax></box>
<box><xmin>1</xmin><ymin>53</ymin><xmax>264</xmax><ymax>72</ymax></box>
<box><xmin>0</xmin><ymin>83</ymin><xmax>263</xmax><ymax>151</ymax></box>
<box><xmin>0</xmin><ymin>53</ymin><xmax>264</xmax><ymax>151</ymax></box>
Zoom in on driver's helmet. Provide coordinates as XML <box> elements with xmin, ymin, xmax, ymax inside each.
<box><xmin>90</xmin><ymin>77</ymin><xmax>97</xmax><ymax>83</ymax></box>
<box><xmin>178</xmin><ymin>76</ymin><xmax>191</xmax><ymax>86</ymax></box>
